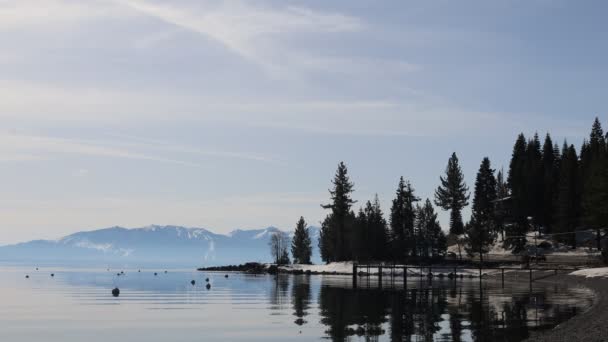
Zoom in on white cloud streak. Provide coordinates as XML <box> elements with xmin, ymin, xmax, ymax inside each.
<box><xmin>0</xmin><ymin>133</ymin><xmax>279</xmax><ymax>165</ymax></box>
<box><xmin>119</xmin><ymin>0</ymin><xmax>363</xmax><ymax>74</ymax></box>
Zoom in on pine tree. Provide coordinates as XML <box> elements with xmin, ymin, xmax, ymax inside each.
<box><xmin>291</xmin><ymin>217</ymin><xmax>312</xmax><ymax>264</ymax></box>
<box><xmin>494</xmin><ymin>169</ymin><xmax>509</xmax><ymax>241</ymax></box>
<box><xmin>555</xmin><ymin>142</ymin><xmax>580</xmax><ymax>248</ymax></box>
<box><xmin>581</xmin><ymin>118</ymin><xmax>608</xmax><ymax>250</ymax></box>
<box><xmin>434</xmin><ymin>152</ymin><xmax>470</xmax><ymax>235</ymax></box>
<box><xmin>319</xmin><ymin>216</ymin><xmax>334</xmax><ymax>263</ymax></box>
<box><xmin>352</xmin><ymin>207</ymin><xmax>369</xmax><ymax>262</ymax></box>
<box><xmin>279</xmin><ymin>249</ymin><xmax>291</xmax><ymax>265</ymax></box>
<box><xmin>465</xmin><ymin>157</ymin><xmax>497</xmax><ymax>260</ymax></box>
<box><xmin>415</xmin><ymin>199</ymin><xmax>447</xmax><ymax>259</ymax></box>
<box><xmin>319</xmin><ymin>162</ymin><xmax>356</xmax><ymax>262</ymax></box>
<box><xmin>369</xmin><ymin>194</ymin><xmax>389</xmax><ymax>261</ymax></box>
<box><xmin>390</xmin><ymin>177</ymin><xmax>419</xmax><ymax>261</ymax></box>
<box><xmin>540</xmin><ymin>134</ymin><xmax>559</xmax><ymax>233</ymax></box>
<box><xmin>506</xmin><ymin>134</ymin><xmax>529</xmax><ymax>252</ymax></box>
<box><xmin>525</xmin><ymin>133</ymin><xmax>544</xmax><ymax>225</ymax></box>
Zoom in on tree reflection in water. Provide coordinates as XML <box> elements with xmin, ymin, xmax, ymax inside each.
<box><xmin>311</xmin><ymin>278</ymin><xmax>587</xmax><ymax>342</ymax></box>
<box><xmin>291</xmin><ymin>275</ymin><xmax>312</xmax><ymax>326</ymax></box>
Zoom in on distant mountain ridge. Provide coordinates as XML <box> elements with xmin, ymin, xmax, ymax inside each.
<box><xmin>0</xmin><ymin>225</ymin><xmax>321</xmax><ymax>267</ymax></box>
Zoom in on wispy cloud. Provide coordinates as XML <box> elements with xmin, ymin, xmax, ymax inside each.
<box><xmin>0</xmin><ymin>0</ymin><xmax>127</xmax><ymax>29</ymax></box>
<box><xmin>0</xmin><ymin>79</ymin><xmax>586</xmax><ymax>138</ymax></box>
<box><xmin>0</xmin><ymin>133</ymin><xmax>280</xmax><ymax>165</ymax></box>
<box><xmin>119</xmin><ymin>0</ymin><xmax>362</xmax><ymax>74</ymax></box>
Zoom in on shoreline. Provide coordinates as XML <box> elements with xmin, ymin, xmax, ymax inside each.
<box><xmin>522</xmin><ymin>274</ymin><xmax>608</xmax><ymax>342</ymax></box>
<box><xmin>201</xmin><ymin>262</ymin><xmax>608</xmax><ymax>341</ymax></box>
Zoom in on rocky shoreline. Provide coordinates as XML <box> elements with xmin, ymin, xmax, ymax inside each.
<box><xmin>523</xmin><ymin>274</ymin><xmax>608</xmax><ymax>342</ymax></box>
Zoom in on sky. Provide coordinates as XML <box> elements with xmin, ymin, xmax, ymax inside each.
<box><xmin>0</xmin><ymin>0</ymin><xmax>607</xmax><ymax>245</ymax></box>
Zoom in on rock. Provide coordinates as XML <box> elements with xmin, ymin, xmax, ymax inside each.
<box><xmin>117</xmin><ymin>273</ymin><xmax>121</xmax><ymax>276</ymax></box>
<box><xmin>25</xmin><ymin>275</ymin><xmax>29</xmax><ymax>279</ymax></box>
<box><xmin>154</xmin><ymin>272</ymin><xmax>158</xmax><ymax>276</ymax></box>
<box><xmin>51</xmin><ymin>273</ymin><xmax>54</xmax><ymax>277</ymax></box>
<box><xmin>112</xmin><ymin>288</ymin><xmax>120</xmax><ymax>297</ymax></box>
<box><xmin>164</xmin><ymin>271</ymin><xmax>168</xmax><ymax>274</ymax></box>
<box><xmin>191</xmin><ymin>280</ymin><xmax>196</xmax><ymax>285</ymax></box>
<box><xmin>206</xmin><ymin>283</ymin><xmax>211</xmax><ymax>290</ymax></box>
<box><xmin>224</xmin><ymin>274</ymin><xmax>229</xmax><ymax>278</ymax></box>
<box><xmin>205</xmin><ymin>278</ymin><xmax>209</xmax><ymax>282</ymax></box>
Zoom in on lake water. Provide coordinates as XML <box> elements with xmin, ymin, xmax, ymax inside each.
<box><xmin>0</xmin><ymin>266</ymin><xmax>594</xmax><ymax>341</ymax></box>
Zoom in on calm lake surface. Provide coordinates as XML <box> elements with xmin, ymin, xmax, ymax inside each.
<box><xmin>0</xmin><ymin>266</ymin><xmax>594</xmax><ymax>342</ymax></box>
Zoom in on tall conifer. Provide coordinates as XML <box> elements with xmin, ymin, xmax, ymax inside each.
<box><xmin>415</xmin><ymin>199</ymin><xmax>447</xmax><ymax>259</ymax></box>
<box><xmin>390</xmin><ymin>177</ymin><xmax>419</xmax><ymax>260</ymax></box>
<box><xmin>507</xmin><ymin>134</ymin><xmax>529</xmax><ymax>252</ymax></box>
<box><xmin>434</xmin><ymin>153</ymin><xmax>470</xmax><ymax>235</ymax></box>
<box><xmin>465</xmin><ymin>157</ymin><xmax>497</xmax><ymax>260</ymax></box>
<box><xmin>555</xmin><ymin>142</ymin><xmax>580</xmax><ymax>248</ymax></box>
<box><xmin>292</xmin><ymin>217</ymin><xmax>312</xmax><ymax>264</ymax></box>
<box><xmin>319</xmin><ymin>162</ymin><xmax>356</xmax><ymax>262</ymax></box>
<box><xmin>540</xmin><ymin>134</ymin><xmax>559</xmax><ymax>233</ymax></box>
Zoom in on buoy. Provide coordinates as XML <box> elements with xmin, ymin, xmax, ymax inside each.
<box><xmin>154</xmin><ymin>272</ymin><xmax>158</xmax><ymax>276</ymax></box>
<box><xmin>191</xmin><ymin>280</ymin><xmax>196</xmax><ymax>285</ymax></box>
<box><xmin>205</xmin><ymin>278</ymin><xmax>209</xmax><ymax>282</ymax></box>
<box><xmin>25</xmin><ymin>275</ymin><xmax>29</xmax><ymax>279</ymax></box>
<box><xmin>35</xmin><ymin>268</ymin><xmax>38</xmax><ymax>271</ymax></box>
<box><xmin>51</xmin><ymin>273</ymin><xmax>54</xmax><ymax>277</ymax></box>
<box><xmin>138</xmin><ymin>270</ymin><xmax>141</xmax><ymax>273</ymax></box>
<box><xmin>206</xmin><ymin>283</ymin><xmax>211</xmax><ymax>290</ymax></box>
<box><xmin>224</xmin><ymin>274</ymin><xmax>229</xmax><ymax>278</ymax></box>
<box><xmin>112</xmin><ymin>287</ymin><xmax>120</xmax><ymax>297</ymax></box>
<box><xmin>164</xmin><ymin>271</ymin><xmax>167</xmax><ymax>274</ymax></box>
<box><xmin>117</xmin><ymin>273</ymin><xmax>121</xmax><ymax>276</ymax></box>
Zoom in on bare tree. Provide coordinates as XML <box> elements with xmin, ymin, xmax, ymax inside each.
<box><xmin>269</xmin><ymin>231</ymin><xmax>291</xmax><ymax>265</ymax></box>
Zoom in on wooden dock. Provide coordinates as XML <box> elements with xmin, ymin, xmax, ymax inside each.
<box><xmin>351</xmin><ymin>263</ymin><xmax>582</xmax><ymax>289</ymax></box>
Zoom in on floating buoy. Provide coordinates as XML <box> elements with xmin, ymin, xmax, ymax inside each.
<box><xmin>138</xmin><ymin>270</ymin><xmax>141</xmax><ymax>273</ymax></box>
<box><xmin>112</xmin><ymin>287</ymin><xmax>120</xmax><ymax>297</ymax></box>
<box><xmin>224</xmin><ymin>274</ymin><xmax>229</xmax><ymax>278</ymax></box>
<box><xmin>25</xmin><ymin>275</ymin><xmax>29</xmax><ymax>279</ymax></box>
<box><xmin>205</xmin><ymin>278</ymin><xmax>209</xmax><ymax>282</ymax></box>
<box><xmin>154</xmin><ymin>272</ymin><xmax>158</xmax><ymax>276</ymax></box>
<box><xmin>35</xmin><ymin>268</ymin><xmax>38</xmax><ymax>271</ymax></box>
<box><xmin>164</xmin><ymin>271</ymin><xmax>167</xmax><ymax>274</ymax></box>
<box><xmin>206</xmin><ymin>283</ymin><xmax>211</xmax><ymax>290</ymax></box>
<box><xmin>117</xmin><ymin>273</ymin><xmax>121</xmax><ymax>276</ymax></box>
<box><xmin>51</xmin><ymin>273</ymin><xmax>54</xmax><ymax>277</ymax></box>
<box><xmin>191</xmin><ymin>280</ymin><xmax>196</xmax><ymax>285</ymax></box>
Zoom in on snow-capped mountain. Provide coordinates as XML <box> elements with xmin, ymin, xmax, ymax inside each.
<box><xmin>0</xmin><ymin>225</ymin><xmax>321</xmax><ymax>267</ymax></box>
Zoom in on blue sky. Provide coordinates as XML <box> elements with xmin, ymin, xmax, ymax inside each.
<box><xmin>0</xmin><ymin>0</ymin><xmax>606</xmax><ymax>244</ymax></box>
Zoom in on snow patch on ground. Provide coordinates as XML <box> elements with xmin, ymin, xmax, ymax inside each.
<box><xmin>448</xmin><ymin>233</ymin><xmax>601</xmax><ymax>257</ymax></box>
<box><xmin>570</xmin><ymin>267</ymin><xmax>608</xmax><ymax>278</ymax></box>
